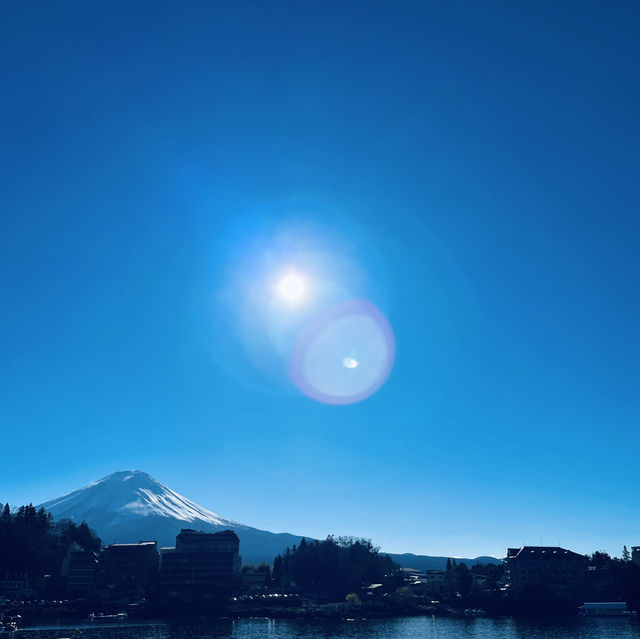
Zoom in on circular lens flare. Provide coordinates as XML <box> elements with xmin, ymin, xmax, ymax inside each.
<box><xmin>289</xmin><ymin>300</ymin><xmax>395</xmax><ymax>404</ymax></box>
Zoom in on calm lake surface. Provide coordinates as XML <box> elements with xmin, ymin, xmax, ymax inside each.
<box><xmin>14</xmin><ymin>617</ymin><xmax>640</xmax><ymax>639</ymax></box>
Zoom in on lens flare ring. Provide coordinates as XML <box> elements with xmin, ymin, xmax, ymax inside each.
<box><xmin>289</xmin><ymin>299</ymin><xmax>395</xmax><ymax>405</ymax></box>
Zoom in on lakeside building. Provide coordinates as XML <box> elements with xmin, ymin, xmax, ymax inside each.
<box><xmin>400</xmin><ymin>567</ymin><xmax>429</xmax><ymax>595</ymax></box>
<box><xmin>240</xmin><ymin>567</ymin><xmax>267</xmax><ymax>590</ymax></box>
<box><xmin>0</xmin><ymin>570</ymin><xmax>30</xmax><ymax>596</ymax></box>
<box><xmin>631</xmin><ymin>546</ymin><xmax>640</xmax><ymax>567</ymax></box>
<box><xmin>159</xmin><ymin>529</ymin><xmax>241</xmax><ymax>597</ymax></box>
<box><xmin>580</xmin><ymin>601</ymin><xmax>633</xmax><ymax>616</ymax></box>
<box><xmin>399</xmin><ymin>567</ymin><xmax>424</xmax><ymax>584</ymax></box>
<box><xmin>96</xmin><ymin>541</ymin><xmax>159</xmax><ymax>597</ymax></box>
<box><xmin>62</xmin><ymin>542</ymin><xmax>98</xmax><ymax>595</ymax></box>
<box><xmin>505</xmin><ymin>546</ymin><xmax>588</xmax><ymax>596</ymax></box>
<box><xmin>425</xmin><ymin>569</ymin><xmax>448</xmax><ymax>595</ymax></box>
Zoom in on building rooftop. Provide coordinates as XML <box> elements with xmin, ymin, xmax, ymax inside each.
<box><xmin>103</xmin><ymin>541</ymin><xmax>157</xmax><ymax>549</ymax></box>
<box><xmin>506</xmin><ymin>546</ymin><xmax>585</xmax><ymax>560</ymax></box>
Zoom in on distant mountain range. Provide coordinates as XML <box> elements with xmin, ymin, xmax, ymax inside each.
<box><xmin>386</xmin><ymin>552</ymin><xmax>502</xmax><ymax>571</ymax></box>
<box><xmin>38</xmin><ymin>470</ymin><xmax>501</xmax><ymax>569</ymax></box>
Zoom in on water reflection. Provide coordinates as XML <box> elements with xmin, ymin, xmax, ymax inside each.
<box><xmin>14</xmin><ymin>617</ymin><xmax>640</xmax><ymax>639</ymax></box>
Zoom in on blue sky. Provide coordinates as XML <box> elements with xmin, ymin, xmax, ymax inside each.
<box><xmin>2</xmin><ymin>1</ymin><xmax>639</xmax><ymax>559</ymax></box>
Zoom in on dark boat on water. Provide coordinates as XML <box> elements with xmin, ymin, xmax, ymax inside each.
<box><xmin>88</xmin><ymin>612</ymin><xmax>128</xmax><ymax>621</ymax></box>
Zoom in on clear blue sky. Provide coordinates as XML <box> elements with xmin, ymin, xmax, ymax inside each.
<box><xmin>2</xmin><ymin>1</ymin><xmax>639</xmax><ymax>559</ymax></box>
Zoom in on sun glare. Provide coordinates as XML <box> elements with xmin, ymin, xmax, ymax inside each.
<box><xmin>276</xmin><ymin>271</ymin><xmax>307</xmax><ymax>304</ymax></box>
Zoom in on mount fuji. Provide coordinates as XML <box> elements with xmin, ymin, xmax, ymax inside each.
<box><xmin>38</xmin><ymin>470</ymin><xmax>305</xmax><ymax>565</ymax></box>
<box><xmin>38</xmin><ymin>470</ymin><xmax>500</xmax><ymax>569</ymax></box>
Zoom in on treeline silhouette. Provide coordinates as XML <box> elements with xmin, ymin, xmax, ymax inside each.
<box><xmin>0</xmin><ymin>503</ymin><xmax>101</xmax><ymax>580</ymax></box>
<box><xmin>586</xmin><ymin>549</ymin><xmax>640</xmax><ymax>609</ymax></box>
<box><xmin>272</xmin><ymin>536</ymin><xmax>401</xmax><ymax>600</ymax></box>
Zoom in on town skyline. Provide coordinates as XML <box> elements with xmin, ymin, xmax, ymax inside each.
<box><xmin>4</xmin><ymin>496</ymin><xmax>638</xmax><ymax>619</ymax></box>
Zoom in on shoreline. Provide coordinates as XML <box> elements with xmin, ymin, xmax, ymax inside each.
<box><xmin>13</xmin><ymin>613</ymin><xmax>640</xmax><ymax>631</ymax></box>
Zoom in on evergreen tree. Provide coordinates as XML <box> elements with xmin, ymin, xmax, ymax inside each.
<box><xmin>273</xmin><ymin>555</ymin><xmax>283</xmax><ymax>582</ymax></box>
<box><xmin>455</xmin><ymin>563</ymin><xmax>473</xmax><ymax>596</ymax></box>
<box><xmin>76</xmin><ymin>520</ymin><xmax>101</xmax><ymax>552</ymax></box>
<box><xmin>271</xmin><ymin>535</ymin><xmax>399</xmax><ymax>600</ymax></box>
<box><xmin>0</xmin><ymin>503</ymin><xmax>101</xmax><ymax>583</ymax></box>
<box><xmin>622</xmin><ymin>545</ymin><xmax>631</xmax><ymax>562</ymax></box>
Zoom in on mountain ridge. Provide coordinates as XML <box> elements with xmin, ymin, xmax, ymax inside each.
<box><xmin>38</xmin><ymin>470</ymin><xmax>501</xmax><ymax>569</ymax></box>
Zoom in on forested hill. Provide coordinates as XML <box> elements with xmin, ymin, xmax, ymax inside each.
<box><xmin>385</xmin><ymin>552</ymin><xmax>502</xmax><ymax>570</ymax></box>
<box><xmin>0</xmin><ymin>502</ymin><xmax>101</xmax><ymax>579</ymax></box>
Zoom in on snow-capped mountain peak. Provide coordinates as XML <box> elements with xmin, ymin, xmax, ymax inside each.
<box><xmin>36</xmin><ymin>469</ymin><xmax>501</xmax><ymax>568</ymax></box>
<box><xmin>39</xmin><ymin>470</ymin><xmax>239</xmax><ymax>528</ymax></box>
<box><xmin>38</xmin><ymin>470</ymin><xmax>307</xmax><ymax>563</ymax></box>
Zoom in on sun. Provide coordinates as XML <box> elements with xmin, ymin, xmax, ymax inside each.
<box><xmin>276</xmin><ymin>271</ymin><xmax>307</xmax><ymax>304</ymax></box>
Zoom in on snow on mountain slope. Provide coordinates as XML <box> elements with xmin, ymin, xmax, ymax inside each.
<box><xmin>38</xmin><ymin>470</ymin><xmax>502</xmax><ymax>568</ymax></box>
<box><xmin>37</xmin><ymin>470</ymin><xmax>303</xmax><ymax>564</ymax></box>
<box><xmin>40</xmin><ymin>470</ymin><xmax>240</xmax><ymax>528</ymax></box>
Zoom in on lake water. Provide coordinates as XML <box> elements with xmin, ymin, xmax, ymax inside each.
<box><xmin>13</xmin><ymin>617</ymin><xmax>640</xmax><ymax>639</ymax></box>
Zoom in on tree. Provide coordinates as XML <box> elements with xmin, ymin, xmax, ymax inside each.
<box><xmin>0</xmin><ymin>504</ymin><xmax>101</xmax><ymax>583</ymax></box>
<box><xmin>484</xmin><ymin>562</ymin><xmax>504</xmax><ymax>589</ymax></box>
<box><xmin>271</xmin><ymin>535</ymin><xmax>399</xmax><ymax>600</ymax></box>
<box><xmin>622</xmin><ymin>546</ymin><xmax>631</xmax><ymax>562</ymax></box>
<box><xmin>273</xmin><ymin>555</ymin><xmax>283</xmax><ymax>582</ymax></box>
<box><xmin>76</xmin><ymin>520</ymin><xmax>101</xmax><ymax>552</ymax></box>
<box><xmin>591</xmin><ymin>551</ymin><xmax>613</xmax><ymax>570</ymax></box>
<box><xmin>455</xmin><ymin>563</ymin><xmax>473</xmax><ymax>597</ymax></box>
<box><xmin>444</xmin><ymin>558</ymin><xmax>455</xmax><ymax>597</ymax></box>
